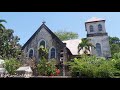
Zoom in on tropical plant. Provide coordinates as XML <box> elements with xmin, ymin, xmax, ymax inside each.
<box><xmin>37</xmin><ymin>57</ymin><xmax>47</xmax><ymax>76</ymax></box>
<box><xmin>38</xmin><ymin>45</ymin><xmax>48</xmax><ymax>59</ymax></box>
<box><xmin>37</xmin><ymin>58</ymin><xmax>60</xmax><ymax>76</ymax></box>
<box><xmin>68</xmin><ymin>55</ymin><xmax>120</xmax><ymax>78</ymax></box>
<box><xmin>78</xmin><ymin>38</ymin><xmax>95</xmax><ymax>55</ymax></box>
<box><xmin>109</xmin><ymin>36</ymin><xmax>120</xmax><ymax>56</ymax></box>
<box><xmin>112</xmin><ymin>52</ymin><xmax>120</xmax><ymax>59</ymax></box>
<box><xmin>46</xmin><ymin>59</ymin><xmax>57</xmax><ymax>76</ymax></box>
<box><xmin>3</xmin><ymin>58</ymin><xmax>22</xmax><ymax>75</ymax></box>
<box><xmin>0</xmin><ymin>19</ymin><xmax>22</xmax><ymax>59</ymax></box>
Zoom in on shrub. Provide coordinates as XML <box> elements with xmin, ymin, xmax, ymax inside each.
<box><xmin>3</xmin><ymin>58</ymin><xmax>22</xmax><ymax>75</ymax></box>
<box><xmin>46</xmin><ymin>59</ymin><xmax>57</xmax><ymax>76</ymax></box>
<box><xmin>112</xmin><ymin>52</ymin><xmax>120</xmax><ymax>59</ymax></box>
<box><xmin>68</xmin><ymin>55</ymin><xmax>119</xmax><ymax>78</ymax></box>
<box><xmin>37</xmin><ymin>58</ymin><xmax>60</xmax><ymax>76</ymax></box>
<box><xmin>37</xmin><ymin>57</ymin><xmax>47</xmax><ymax>76</ymax></box>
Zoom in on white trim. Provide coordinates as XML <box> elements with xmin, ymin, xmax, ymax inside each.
<box><xmin>28</xmin><ymin>48</ymin><xmax>34</xmax><ymax>58</ymax></box>
<box><xmin>49</xmin><ymin>46</ymin><xmax>56</xmax><ymax>59</ymax></box>
<box><xmin>38</xmin><ymin>39</ymin><xmax>46</xmax><ymax>49</ymax></box>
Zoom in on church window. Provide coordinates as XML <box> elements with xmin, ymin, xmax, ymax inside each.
<box><xmin>98</xmin><ymin>24</ymin><xmax>102</xmax><ymax>31</ymax></box>
<box><xmin>49</xmin><ymin>47</ymin><xmax>56</xmax><ymax>59</ymax></box>
<box><xmin>28</xmin><ymin>48</ymin><xmax>34</xmax><ymax>58</ymax></box>
<box><xmin>90</xmin><ymin>25</ymin><xmax>94</xmax><ymax>32</ymax></box>
<box><xmin>38</xmin><ymin>39</ymin><xmax>46</xmax><ymax>49</ymax></box>
<box><xmin>96</xmin><ymin>43</ymin><xmax>102</xmax><ymax>56</ymax></box>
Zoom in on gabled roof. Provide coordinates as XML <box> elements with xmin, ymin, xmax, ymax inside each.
<box><xmin>85</xmin><ymin>17</ymin><xmax>105</xmax><ymax>23</ymax></box>
<box><xmin>22</xmin><ymin>23</ymin><xmax>64</xmax><ymax>50</ymax></box>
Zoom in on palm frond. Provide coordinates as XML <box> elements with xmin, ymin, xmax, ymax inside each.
<box><xmin>0</xmin><ymin>23</ymin><xmax>6</xmax><ymax>29</ymax></box>
<box><xmin>0</xmin><ymin>20</ymin><xmax>7</xmax><ymax>23</ymax></box>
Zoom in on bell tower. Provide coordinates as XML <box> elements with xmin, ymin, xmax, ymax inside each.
<box><xmin>85</xmin><ymin>17</ymin><xmax>111</xmax><ymax>58</ymax></box>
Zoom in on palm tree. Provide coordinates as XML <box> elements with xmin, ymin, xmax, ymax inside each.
<box><xmin>78</xmin><ymin>38</ymin><xmax>95</xmax><ymax>55</ymax></box>
<box><xmin>0</xmin><ymin>19</ymin><xmax>21</xmax><ymax>59</ymax></box>
<box><xmin>0</xmin><ymin>19</ymin><xmax>7</xmax><ymax>30</ymax></box>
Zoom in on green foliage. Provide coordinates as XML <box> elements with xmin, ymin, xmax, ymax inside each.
<box><xmin>0</xmin><ymin>19</ymin><xmax>22</xmax><ymax>59</ymax></box>
<box><xmin>68</xmin><ymin>55</ymin><xmax>120</xmax><ymax>78</ymax></box>
<box><xmin>112</xmin><ymin>52</ymin><xmax>120</xmax><ymax>59</ymax></box>
<box><xmin>46</xmin><ymin>59</ymin><xmax>57</xmax><ymax>76</ymax></box>
<box><xmin>109</xmin><ymin>36</ymin><xmax>120</xmax><ymax>56</ymax></box>
<box><xmin>95</xmin><ymin>61</ymin><xmax>114</xmax><ymax>78</ymax></box>
<box><xmin>38</xmin><ymin>45</ymin><xmax>48</xmax><ymax>59</ymax></box>
<box><xmin>3</xmin><ymin>58</ymin><xmax>22</xmax><ymax>75</ymax></box>
<box><xmin>78</xmin><ymin>38</ymin><xmax>95</xmax><ymax>55</ymax></box>
<box><xmin>54</xmin><ymin>30</ymin><xmax>79</xmax><ymax>41</ymax></box>
<box><xmin>37</xmin><ymin>57</ymin><xmax>47</xmax><ymax>75</ymax></box>
<box><xmin>37</xmin><ymin>58</ymin><xmax>57</xmax><ymax>76</ymax></box>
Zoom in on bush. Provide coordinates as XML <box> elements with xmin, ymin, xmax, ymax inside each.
<box><xmin>114</xmin><ymin>59</ymin><xmax>120</xmax><ymax>70</ymax></box>
<box><xmin>68</xmin><ymin>55</ymin><xmax>119</xmax><ymax>78</ymax></box>
<box><xmin>37</xmin><ymin>57</ymin><xmax>47</xmax><ymax>76</ymax></box>
<box><xmin>3</xmin><ymin>58</ymin><xmax>22</xmax><ymax>75</ymax></box>
<box><xmin>37</xmin><ymin>58</ymin><xmax>60</xmax><ymax>76</ymax></box>
<box><xmin>113</xmin><ymin>52</ymin><xmax>120</xmax><ymax>59</ymax></box>
<box><xmin>46</xmin><ymin>59</ymin><xmax>57</xmax><ymax>76</ymax></box>
<box><xmin>95</xmin><ymin>61</ymin><xmax>114</xmax><ymax>78</ymax></box>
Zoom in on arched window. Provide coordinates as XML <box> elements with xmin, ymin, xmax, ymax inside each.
<box><xmin>98</xmin><ymin>24</ymin><xmax>102</xmax><ymax>31</ymax></box>
<box><xmin>49</xmin><ymin>47</ymin><xmax>56</xmax><ymax>59</ymax></box>
<box><xmin>38</xmin><ymin>39</ymin><xmax>46</xmax><ymax>49</ymax></box>
<box><xmin>96</xmin><ymin>43</ymin><xmax>102</xmax><ymax>56</ymax></box>
<box><xmin>28</xmin><ymin>48</ymin><xmax>34</xmax><ymax>58</ymax></box>
<box><xmin>89</xmin><ymin>25</ymin><xmax>94</xmax><ymax>32</ymax></box>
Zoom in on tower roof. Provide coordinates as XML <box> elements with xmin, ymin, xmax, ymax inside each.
<box><xmin>85</xmin><ymin>17</ymin><xmax>105</xmax><ymax>23</ymax></box>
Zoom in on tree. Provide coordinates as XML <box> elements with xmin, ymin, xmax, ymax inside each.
<box><xmin>0</xmin><ymin>19</ymin><xmax>7</xmax><ymax>30</ymax></box>
<box><xmin>0</xmin><ymin>19</ymin><xmax>22</xmax><ymax>59</ymax></box>
<box><xmin>54</xmin><ymin>30</ymin><xmax>79</xmax><ymax>41</ymax></box>
<box><xmin>78</xmin><ymin>38</ymin><xmax>95</xmax><ymax>55</ymax></box>
<box><xmin>109</xmin><ymin>36</ymin><xmax>120</xmax><ymax>56</ymax></box>
<box><xmin>3</xmin><ymin>58</ymin><xmax>22</xmax><ymax>75</ymax></box>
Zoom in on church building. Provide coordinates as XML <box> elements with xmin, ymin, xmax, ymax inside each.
<box><xmin>22</xmin><ymin>17</ymin><xmax>111</xmax><ymax>65</ymax></box>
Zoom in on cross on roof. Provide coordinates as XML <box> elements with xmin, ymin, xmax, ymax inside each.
<box><xmin>42</xmin><ymin>21</ymin><xmax>46</xmax><ymax>24</ymax></box>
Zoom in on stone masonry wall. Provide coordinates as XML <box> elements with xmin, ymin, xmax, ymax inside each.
<box><xmin>23</xmin><ymin>27</ymin><xmax>63</xmax><ymax>62</ymax></box>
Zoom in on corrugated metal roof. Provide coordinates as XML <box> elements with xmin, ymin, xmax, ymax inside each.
<box><xmin>63</xmin><ymin>39</ymin><xmax>82</xmax><ymax>55</ymax></box>
<box><xmin>63</xmin><ymin>39</ymin><xmax>91</xmax><ymax>55</ymax></box>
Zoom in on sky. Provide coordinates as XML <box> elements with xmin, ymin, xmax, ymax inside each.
<box><xmin>0</xmin><ymin>12</ymin><xmax>120</xmax><ymax>46</ymax></box>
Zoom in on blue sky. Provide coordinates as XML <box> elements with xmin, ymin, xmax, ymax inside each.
<box><xmin>0</xmin><ymin>12</ymin><xmax>120</xmax><ymax>45</ymax></box>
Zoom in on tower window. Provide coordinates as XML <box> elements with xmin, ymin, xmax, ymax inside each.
<box><xmin>98</xmin><ymin>24</ymin><xmax>102</xmax><ymax>31</ymax></box>
<box><xmin>96</xmin><ymin>43</ymin><xmax>102</xmax><ymax>56</ymax></box>
<box><xmin>90</xmin><ymin>25</ymin><xmax>94</xmax><ymax>32</ymax></box>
